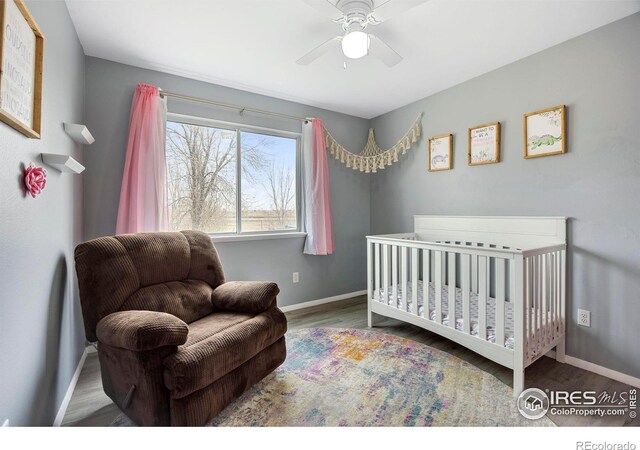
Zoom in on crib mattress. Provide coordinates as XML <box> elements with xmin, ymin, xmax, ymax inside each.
<box><xmin>374</xmin><ymin>281</ymin><xmax>515</xmax><ymax>349</ymax></box>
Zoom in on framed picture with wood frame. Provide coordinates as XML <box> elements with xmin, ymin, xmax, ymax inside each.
<box><xmin>428</xmin><ymin>134</ymin><xmax>452</xmax><ymax>171</ymax></box>
<box><xmin>0</xmin><ymin>0</ymin><xmax>44</xmax><ymax>139</ymax></box>
<box><xmin>468</xmin><ymin>122</ymin><xmax>500</xmax><ymax>166</ymax></box>
<box><xmin>523</xmin><ymin>105</ymin><xmax>566</xmax><ymax>159</ymax></box>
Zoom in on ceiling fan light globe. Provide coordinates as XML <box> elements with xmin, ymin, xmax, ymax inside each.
<box><xmin>341</xmin><ymin>31</ymin><xmax>369</xmax><ymax>59</ymax></box>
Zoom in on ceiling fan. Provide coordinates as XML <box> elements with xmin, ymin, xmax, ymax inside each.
<box><xmin>297</xmin><ymin>0</ymin><xmax>428</xmax><ymax>67</ymax></box>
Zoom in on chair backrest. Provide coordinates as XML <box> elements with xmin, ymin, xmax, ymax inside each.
<box><xmin>75</xmin><ymin>230</ymin><xmax>225</xmax><ymax>341</ymax></box>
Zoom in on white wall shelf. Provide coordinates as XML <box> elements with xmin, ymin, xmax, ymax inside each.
<box><xmin>63</xmin><ymin>123</ymin><xmax>95</xmax><ymax>145</ymax></box>
<box><xmin>41</xmin><ymin>153</ymin><xmax>85</xmax><ymax>174</ymax></box>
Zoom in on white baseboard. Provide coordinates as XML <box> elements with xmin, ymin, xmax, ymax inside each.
<box><xmin>280</xmin><ymin>290</ymin><xmax>367</xmax><ymax>312</ymax></box>
<box><xmin>544</xmin><ymin>350</ymin><xmax>640</xmax><ymax>389</ymax></box>
<box><xmin>53</xmin><ymin>346</ymin><xmax>90</xmax><ymax>426</ymax></box>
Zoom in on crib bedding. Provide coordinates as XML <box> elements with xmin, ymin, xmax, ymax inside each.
<box><xmin>375</xmin><ymin>281</ymin><xmax>516</xmax><ymax>349</ymax></box>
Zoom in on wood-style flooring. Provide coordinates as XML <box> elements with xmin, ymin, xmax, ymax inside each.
<box><xmin>62</xmin><ymin>295</ymin><xmax>637</xmax><ymax>427</ymax></box>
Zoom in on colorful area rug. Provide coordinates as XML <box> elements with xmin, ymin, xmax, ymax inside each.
<box><xmin>111</xmin><ymin>328</ymin><xmax>553</xmax><ymax>426</ymax></box>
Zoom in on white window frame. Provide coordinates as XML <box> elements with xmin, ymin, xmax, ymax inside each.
<box><xmin>167</xmin><ymin>113</ymin><xmax>304</xmax><ymax>241</ymax></box>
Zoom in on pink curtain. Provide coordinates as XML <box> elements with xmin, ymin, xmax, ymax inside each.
<box><xmin>303</xmin><ymin>118</ymin><xmax>335</xmax><ymax>255</ymax></box>
<box><xmin>115</xmin><ymin>83</ymin><xmax>168</xmax><ymax>234</ymax></box>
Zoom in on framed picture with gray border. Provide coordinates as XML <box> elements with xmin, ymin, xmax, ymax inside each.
<box><xmin>524</xmin><ymin>105</ymin><xmax>566</xmax><ymax>159</ymax></box>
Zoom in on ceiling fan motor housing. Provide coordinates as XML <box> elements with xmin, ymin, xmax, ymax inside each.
<box><xmin>336</xmin><ymin>0</ymin><xmax>375</xmax><ymax>31</ymax></box>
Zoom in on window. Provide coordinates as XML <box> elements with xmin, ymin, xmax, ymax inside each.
<box><xmin>165</xmin><ymin>114</ymin><xmax>300</xmax><ymax>236</ymax></box>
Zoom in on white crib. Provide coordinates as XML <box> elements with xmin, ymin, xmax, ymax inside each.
<box><xmin>366</xmin><ymin>216</ymin><xmax>567</xmax><ymax>396</ymax></box>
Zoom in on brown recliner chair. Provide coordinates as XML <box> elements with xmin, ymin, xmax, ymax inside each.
<box><xmin>74</xmin><ymin>230</ymin><xmax>287</xmax><ymax>426</ymax></box>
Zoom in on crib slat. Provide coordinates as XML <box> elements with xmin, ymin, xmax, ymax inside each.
<box><xmin>392</xmin><ymin>246</ymin><xmax>398</xmax><ymax>308</ymax></box>
<box><xmin>448</xmin><ymin>252</ymin><xmax>456</xmax><ymax>329</ymax></box>
<box><xmin>478</xmin><ymin>256</ymin><xmax>488</xmax><ymax>340</ymax></box>
<box><xmin>555</xmin><ymin>251</ymin><xmax>561</xmax><ymax>338</ymax></box>
<box><xmin>548</xmin><ymin>253</ymin><xmax>552</xmax><ymax>345</ymax></box>
<box><xmin>382</xmin><ymin>244</ymin><xmax>389</xmax><ymax>306</ymax></box>
<box><xmin>551</xmin><ymin>252</ymin><xmax>556</xmax><ymax>341</ymax></box>
<box><xmin>540</xmin><ymin>254</ymin><xmax>545</xmax><ymax>346</ymax></box>
<box><xmin>537</xmin><ymin>255</ymin><xmax>542</xmax><ymax>351</ymax></box>
<box><xmin>442</xmin><ymin>252</ymin><xmax>447</xmax><ymax>285</ymax></box>
<box><xmin>471</xmin><ymin>254</ymin><xmax>479</xmax><ymax>293</ymax></box>
<box><xmin>527</xmin><ymin>257</ymin><xmax>533</xmax><ymax>357</ymax></box>
<box><xmin>552</xmin><ymin>252</ymin><xmax>557</xmax><ymax>342</ymax></box>
<box><xmin>423</xmin><ymin>249</ymin><xmax>430</xmax><ymax>318</ymax></box>
<box><xmin>531</xmin><ymin>256</ymin><xmax>537</xmax><ymax>353</ymax></box>
<box><xmin>375</xmin><ymin>243</ymin><xmax>381</xmax><ymax>298</ymax></box>
<box><xmin>556</xmin><ymin>250</ymin><xmax>567</xmax><ymax>336</ymax></box>
<box><xmin>496</xmin><ymin>258</ymin><xmax>506</xmax><ymax>347</ymax></box>
<box><xmin>462</xmin><ymin>253</ymin><xmax>471</xmax><ymax>334</ymax></box>
<box><xmin>411</xmin><ymin>248</ymin><xmax>418</xmax><ymax>315</ymax></box>
<box><xmin>401</xmin><ymin>246</ymin><xmax>408</xmax><ymax>312</ymax></box>
<box><xmin>553</xmin><ymin>252</ymin><xmax>560</xmax><ymax>338</ymax></box>
<box><xmin>509</xmin><ymin>258</ymin><xmax>517</xmax><ymax>350</ymax></box>
<box><xmin>435</xmin><ymin>251</ymin><xmax>443</xmax><ymax>323</ymax></box>
<box><xmin>543</xmin><ymin>253</ymin><xmax>549</xmax><ymax>345</ymax></box>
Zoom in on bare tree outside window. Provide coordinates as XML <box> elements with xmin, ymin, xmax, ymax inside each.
<box><xmin>264</xmin><ymin>163</ymin><xmax>296</xmax><ymax>229</ymax></box>
<box><xmin>166</xmin><ymin>121</ymin><xmax>298</xmax><ymax>234</ymax></box>
<box><xmin>166</xmin><ymin>123</ymin><xmax>237</xmax><ymax>232</ymax></box>
<box><xmin>241</xmin><ymin>131</ymin><xmax>297</xmax><ymax>232</ymax></box>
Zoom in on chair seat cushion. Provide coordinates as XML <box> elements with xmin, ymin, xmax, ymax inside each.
<box><xmin>163</xmin><ymin>307</ymin><xmax>287</xmax><ymax>399</ymax></box>
<box><xmin>183</xmin><ymin>311</ymin><xmax>255</xmax><ymax>347</ymax></box>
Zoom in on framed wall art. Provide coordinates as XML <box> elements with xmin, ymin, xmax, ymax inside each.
<box><xmin>0</xmin><ymin>0</ymin><xmax>44</xmax><ymax>139</ymax></box>
<box><xmin>428</xmin><ymin>134</ymin><xmax>452</xmax><ymax>171</ymax></box>
<box><xmin>523</xmin><ymin>105</ymin><xmax>566</xmax><ymax>159</ymax></box>
<box><xmin>468</xmin><ymin>122</ymin><xmax>500</xmax><ymax>166</ymax></box>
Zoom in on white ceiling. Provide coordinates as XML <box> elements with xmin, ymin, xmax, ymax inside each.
<box><xmin>66</xmin><ymin>0</ymin><xmax>640</xmax><ymax>119</ymax></box>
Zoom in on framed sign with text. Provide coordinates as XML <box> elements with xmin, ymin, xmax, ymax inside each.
<box><xmin>0</xmin><ymin>0</ymin><xmax>44</xmax><ymax>139</ymax></box>
<box><xmin>468</xmin><ymin>122</ymin><xmax>500</xmax><ymax>166</ymax></box>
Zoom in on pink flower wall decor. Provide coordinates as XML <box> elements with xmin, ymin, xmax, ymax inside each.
<box><xmin>24</xmin><ymin>163</ymin><xmax>47</xmax><ymax>198</ymax></box>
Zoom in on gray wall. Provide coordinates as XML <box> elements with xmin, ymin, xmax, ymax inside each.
<box><xmin>0</xmin><ymin>1</ymin><xmax>86</xmax><ymax>426</ymax></box>
<box><xmin>83</xmin><ymin>57</ymin><xmax>370</xmax><ymax>308</ymax></box>
<box><xmin>370</xmin><ymin>13</ymin><xmax>640</xmax><ymax>377</ymax></box>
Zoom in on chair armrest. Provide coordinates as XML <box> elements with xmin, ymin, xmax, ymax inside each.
<box><xmin>96</xmin><ymin>311</ymin><xmax>188</xmax><ymax>351</ymax></box>
<box><xmin>211</xmin><ymin>281</ymin><xmax>279</xmax><ymax>314</ymax></box>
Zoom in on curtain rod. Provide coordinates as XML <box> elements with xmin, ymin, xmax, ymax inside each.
<box><xmin>159</xmin><ymin>90</ymin><xmax>309</xmax><ymax>123</ymax></box>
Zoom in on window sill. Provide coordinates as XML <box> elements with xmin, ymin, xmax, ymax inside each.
<box><xmin>210</xmin><ymin>232</ymin><xmax>307</xmax><ymax>243</ymax></box>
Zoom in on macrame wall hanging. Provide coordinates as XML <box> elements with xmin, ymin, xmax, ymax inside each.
<box><xmin>324</xmin><ymin>113</ymin><xmax>423</xmax><ymax>173</ymax></box>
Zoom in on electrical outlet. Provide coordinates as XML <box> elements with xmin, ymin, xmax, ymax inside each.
<box><xmin>2</xmin><ymin>419</ymin><xmax>9</xmax><ymax>427</ymax></box>
<box><xmin>577</xmin><ymin>309</ymin><xmax>591</xmax><ymax>327</ymax></box>
<box><xmin>292</xmin><ymin>272</ymin><xmax>299</xmax><ymax>284</ymax></box>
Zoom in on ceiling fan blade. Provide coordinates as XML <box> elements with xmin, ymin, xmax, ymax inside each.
<box><xmin>301</xmin><ymin>0</ymin><xmax>344</xmax><ymax>20</ymax></box>
<box><xmin>369</xmin><ymin>0</ymin><xmax>429</xmax><ymax>24</ymax></box>
<box><xmin>296</xmin><ymin>36</ymin><xmax>342</xmax><ymax>65</ymax></box>
<box><xmin>369</xmin><ymin>34</ymin><xmax>402</xmax><ymax>67</ymax></box>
